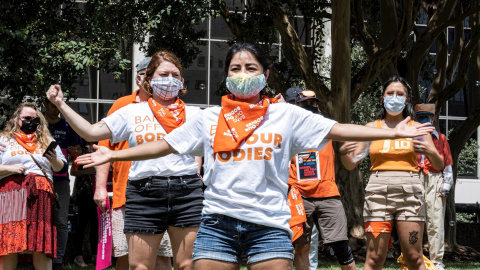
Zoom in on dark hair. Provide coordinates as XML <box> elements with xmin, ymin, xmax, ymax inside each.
<box><xmin>376</xmin><ymin>76</ymin><xmax>415</xmax><ymax>119</ymax></box>
<box><xmin>224</xmin><ymin>43</ymin><xmax>270</xmax><ymax>75</ymax></box>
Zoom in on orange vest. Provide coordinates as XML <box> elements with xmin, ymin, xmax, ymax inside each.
<box><xmin>288</xmin><ymin>141</ymin><xmax>340</xmax><ymax>198</ymax></box>
<box><xmin>369</xmin><ymin>120</ymin><xmax>418</xmax><ymax>172</ymax></box>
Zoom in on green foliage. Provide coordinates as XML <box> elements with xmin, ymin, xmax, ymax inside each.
<box><xmin>0</xmin><ymin>0</ymin><xmax>131</xmax><ymax>121</ymax></box>
<box><xmin>457</xmin><ymin>138</ymin><xmax>479</xmax><ymax>176</ymax></box>
<box><xmin>456</xmin><ymin>212</ymin><xmax>477</xmax><ymax>223</ymax></box>
<box><xmin>0</xmin><ymin>0</ymin><xmax>220</xmax><ymax>124</ymax></box>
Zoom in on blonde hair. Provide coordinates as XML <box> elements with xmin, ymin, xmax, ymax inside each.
<box><xmin>0</xmin><ymin>102</ymin><xmax>53</xmax><ymax>149</ymax></box>
<box><xmin>142</xmin><ymin>50</ymin><xmax>187</xmax><ymax>96</ymax></box>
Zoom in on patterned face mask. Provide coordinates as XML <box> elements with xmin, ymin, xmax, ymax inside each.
<box><xmin>150</xmin><ymin>77</ymin><xmax>183</xmax><ymax>100</ymax></box>
<box><xmin>226</xmin><ymin>73</ymin><xmax>266</xmax><ymax>99</ymax></box>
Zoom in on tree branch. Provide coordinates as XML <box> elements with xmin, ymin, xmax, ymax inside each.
<box><xmin>351</xmin><ymin>1</ymin><xmax>419</xmax><ymax>103</ymax></box>
<box><xmin>265</xmin><ymin>0</ymin><xmax>329</xmax><ymax>105</ymax></box>
<box><xmin>351</xmin><ymin>0</ymin><xmax>377</xmax><ymax>57</ymax></box>
<box><xmin>432</xmin><ymin>21</ymin><xmax>480</xmax><ymax>104</ymax></box>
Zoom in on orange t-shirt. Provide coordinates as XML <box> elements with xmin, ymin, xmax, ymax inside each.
<box><xmin>369</xmin><ymin>120</ymin><xmax>418</xmax><ymax>172</ymax></box>
<box><xmin>288</xmin><ymin>141</ymin><xmax>340</xmax><ymax>198</ymax></box>
<box><xmin>98</xmin><ymin>90</ymin><xmax>140</xmax><ymax>209</ymax></box>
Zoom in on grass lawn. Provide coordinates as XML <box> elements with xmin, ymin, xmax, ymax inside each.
<box><xmin>17</xmin><ymin>259</ymin><xmax>480</xmax><ymax>269</ymax></box>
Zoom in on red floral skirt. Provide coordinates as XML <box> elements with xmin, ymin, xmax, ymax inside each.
<box><xmin>0</xmin><ymin>173</ymin><xmax>56</xmax><ymax>258</ymax></box>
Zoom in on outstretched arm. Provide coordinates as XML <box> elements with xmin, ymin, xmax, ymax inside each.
<box><xmin>76</xmin><ymin>139</ymin><xmax>176</xmax><ymax>168</ymax></box>
<box><xmin>326</xmin><ymin>117</ymin><xmax>434</xmax><ymax>141</ymax></box>
<box><xmin>46</xmin><ymin>85</ymin><xmax>112</xmax><ymax>142</ymax></box>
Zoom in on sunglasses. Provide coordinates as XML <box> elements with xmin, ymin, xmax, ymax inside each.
<box><xmin>22</xmin><ymin>116</ymin><xmax>40</xmax><ymax>124</ymax></box>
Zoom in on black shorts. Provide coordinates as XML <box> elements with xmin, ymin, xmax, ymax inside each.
<box><xmin>124</xmin><ymin>175</ymin><xmax>204</xmax><ymax>234</ymax></box>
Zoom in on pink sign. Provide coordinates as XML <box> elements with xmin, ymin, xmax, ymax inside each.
<box><xmin>96</xmin><ymin>200</ymin><xmax>112</xmax><ymax>270</ymax></box>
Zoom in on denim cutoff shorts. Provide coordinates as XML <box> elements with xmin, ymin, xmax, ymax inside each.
<box><xmin>124</xmin><ymin>175</ymin><xmax>204</xmax><ymax>234</ymax></box>
<box><xmin>193</xmin><ymin>214</ymin><xmax>294</xmax><ymax>264</ymax></box>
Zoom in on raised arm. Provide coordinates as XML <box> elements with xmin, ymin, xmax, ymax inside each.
<box><xmin>76</xmin><ymin>139</ymin><xmax>176</xmax><ymax>168</ymax></box>
<box><xmin>46</xmin><ymin>85</ymin><xmax>112</xmax><ymax>142</ymax></box>
<box><xmin>326</xmin><ymin>117</ymin><xmax>434</xmax><ymax>141</ymax></box>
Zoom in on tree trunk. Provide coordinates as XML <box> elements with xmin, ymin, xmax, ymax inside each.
<box><xmin>330</xmin><ymin>0</ymin><xmax>365</xmax><ymax>248</ymax></box>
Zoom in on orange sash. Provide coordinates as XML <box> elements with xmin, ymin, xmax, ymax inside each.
<box><xmin>14</xmin><ymin>132</ymin><xmax>37</xmax><ymax>153</ymax></box>
<box><xmin>147</xmin><ymin>97</ymin><xmax>186</xmax><ymax>134</ymax></box>
<box><xmin>287</xmin><ymin>186</ymin><xmax>306</xmax><ymax>242</ymax></box>
<box><xmin>213</xmin><ymin>95</ymin><xmax>277</xmax><ymax>153</ymax></box>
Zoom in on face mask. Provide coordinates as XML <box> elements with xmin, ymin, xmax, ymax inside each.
<box><xmin>300</xmin><ymin>105</ymin><xmax>318</xmax><ymax>114</ymax></box>
<box><xmin>418</xmin><ymin>116</ymin><xmax>432</xmax><ymax>125</ymax></box>
<box><xmin>150</xmin><ymin>77</ymin><xmax>183</xmax><ymax>100</ymax></box>
<box><xmin>226</xmin><ymin>73</ymin><xmax>266</xmax><ymax>99</ymax></box>
<box><xmin>20</xmin><ymin>118</ymin><xmax>40</xmax><ymax>134</ymax></box>
<box><xmin>384</xmin><ymin>95</ymin><xmax>406</xmax><ymax>116</ymax></box>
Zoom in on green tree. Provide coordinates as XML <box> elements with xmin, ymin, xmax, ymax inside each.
<box><xmin>216</xmin><ymin>0</ymin><xmax>480</xmax><ymax>252</ymax></box>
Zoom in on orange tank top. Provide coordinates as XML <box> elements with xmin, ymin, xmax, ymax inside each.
<box><xmin>369</xmin><ymin>120</ymin><xmax>418</xmax><ymax>172</ymax></box>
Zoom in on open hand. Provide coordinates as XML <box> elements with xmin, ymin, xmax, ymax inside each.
<box><xmin>75</xmin><ymin>144</ymin><xmax>112</xmax><ymax>168</ymax></box>
<box><xmin>394</xmin><ymin>117</ymin><xmax>434</xmax><ymax>138</ymax></box>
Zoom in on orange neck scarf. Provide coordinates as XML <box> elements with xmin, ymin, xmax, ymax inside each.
<box><xmin>14</xmin><ymin>132</ymin><xmax>37</xmax><ymax>153</ymax></box>
<box><xmin>213</xmin><ymin>95</ymin><xmax>277</xmax><ymax>153</ymax></box>
<box><xmin>147</xmin><ymin>97</ymin><xmax>186</xmax><ymax>134</ymax></box>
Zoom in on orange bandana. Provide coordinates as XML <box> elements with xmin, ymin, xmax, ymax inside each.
<box><xmin>213</xmin><ymin>95</ymin><xmax>277</xmax><ymax>153</ymax></box>
<box><xmin>14</xmin><ymin>132</ymin><xmax>37</xmax><ymax>153</ymax></box>
<box><xmin>147</xmin><ymin>97</ymin><xmax>186</xmax><ymax>134</ymax></box>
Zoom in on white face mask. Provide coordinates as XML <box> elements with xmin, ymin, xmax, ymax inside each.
<box><xmin>384</xmin><ymin>95</ymin><xmax>406</xmax><ymax>116</ymax></box>
<box><xmin>150</xmin><ymin>77</ymin><xmax>183</xmax><ymax>100</ymax></box>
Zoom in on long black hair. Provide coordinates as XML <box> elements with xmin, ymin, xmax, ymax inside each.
<box><xmin>224</xmin><ymin>43</ymin><xmax>270</xmax><ymax>75</ymax></box>
<box><xmin>376</xmin><ymin>76</ymin><xmax>416</xmax><ymax>120</ymax></box>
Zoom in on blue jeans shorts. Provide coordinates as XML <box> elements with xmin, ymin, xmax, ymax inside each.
<box><xmin>124</xmin><ymin>175</ymin><xmax>204</xmax><ymax>234</ymax></box>
<box><xmin>193</xmin><ymin>214</ymin><xmax>294</xmax><ymax>264</ymax></box>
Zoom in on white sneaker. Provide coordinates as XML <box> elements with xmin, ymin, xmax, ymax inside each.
<box><xmin>434</xmin><ymin>262</ymin><xmax>445</xmax><ymax>270</ymax></box>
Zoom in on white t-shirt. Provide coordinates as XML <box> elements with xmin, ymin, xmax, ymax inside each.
<box><xmin>164</xmin><ymin>102</ymin><xmax>337</xmax><ymax>236</ymax></box>
<box><xmin>102</xmin><ymin>102</ymin><xmax>200</xmax><ymax>180</ymax></box>
<box><xmin>0</xmin><ymin>136</ymin><xmax>66</xmax><ymax>181</ymax></box>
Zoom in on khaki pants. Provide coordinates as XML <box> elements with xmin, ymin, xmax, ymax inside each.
<box><xmin>419</xmin><ymin>172</ymin><xmax>445</xmax><ymax>264</ymax></box>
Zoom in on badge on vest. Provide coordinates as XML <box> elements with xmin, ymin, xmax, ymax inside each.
<box><xmin>296</xmin><ymin>151</ymin><xmax>321</xmax><ymax>182</ymax></box>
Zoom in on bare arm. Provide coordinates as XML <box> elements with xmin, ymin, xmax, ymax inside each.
<box><xmin>94</xmin><ymin>162</ymin><xmax>110</xmax><ymax>212</ymax></box>
<box><xmin>195</xmin><ymin>156</ymin><xmax>203</xmax><ymax>180</ymax></box>
<box><xmin>339</xmin><ymin>142</ymin><xmax>363</xmax><ymax>170</ymax></box>
<box><xmin>326</xmin><ymin>117</ymin><xmax>434</xmax><ymax>141</ymax></box>
<box><xmin>0</xmin><ymin>164</ymin><xmax>26</xmax><ymax>177</ymax></box>
<box><xmin>46</xmin><ymin>85</ymin><xmax>112</xmax><ymax>142</ymax></box>
<box><xmin>76</xmin><ymin>139</ymin><xmax>176</xmax><ymax>168</ymax></box>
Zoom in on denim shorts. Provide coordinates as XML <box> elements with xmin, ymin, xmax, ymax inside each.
<box><xmin>124</xmin><ymin>175</ymin><xmax>204</xmax><ymax>234</ymax></box>
<box><xmin>193</xmin><ymin>214</ymin><xmax>294</xmax><ymax>264</ymax></box>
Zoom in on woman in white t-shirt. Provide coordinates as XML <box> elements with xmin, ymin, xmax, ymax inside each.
<box><xmin>72</xmin><ymin>43</ymin><xmax>434</xmax><ymax>270</ymax></box>
<box><xmin>46</xmin><ymin>51</ymin><xmax>203</xmax><ymax>270</ymax></box>
<box><xmin>0</xmin><ymin>102</ymin><xmax>66</xmax><ymax>270</ymax></box>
